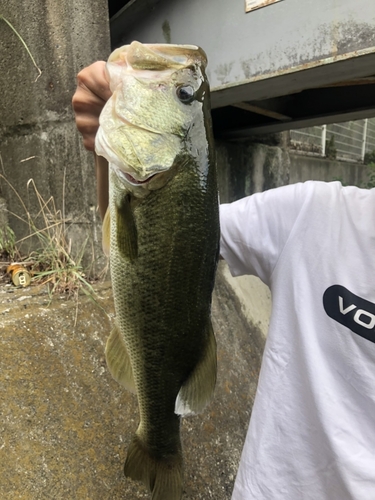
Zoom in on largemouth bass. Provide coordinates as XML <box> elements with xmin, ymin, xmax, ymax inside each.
<box><xmin>95</xmin><ymin>41</ymin><xmax>220</xmax><ymax>500</ymax></box>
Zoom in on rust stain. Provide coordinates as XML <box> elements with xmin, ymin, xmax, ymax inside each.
<box><xmin>245</xmin><ymin>0</ymin><xmax>283</xmax><ymax>13</ymax></box>
<box><xmin>218</xmin><ymin>19</ymin><xmax>375</xmax><ymax>107</ymax></box>
<box><xmin>213</xmin><ymin>44</ymin><xmax>375</xmax><ymax>108</ymax></box>
<box><xmin>331</xmin><ymin>22</ymin><xmax>339</xmax><ymax>58</ymax></box>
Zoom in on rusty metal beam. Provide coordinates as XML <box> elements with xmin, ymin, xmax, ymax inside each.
<box><xmin>217</xmin><ymin>107</ymin><xmax>375</xmax><ymax>139</ymax></box>
<box><xmin>319</xmin><ymin>77</ymin><xmax>375</xmax><ymax>88</ymax></box>
<box><xmin>231</xmin><ymin>102</ymin><xmax>291</xmax><ymax>121</ymax></box>
<box><xmin>213</xmin><ymin>83</ymin><xmax>375</xmax><ymax>137</ymax></box>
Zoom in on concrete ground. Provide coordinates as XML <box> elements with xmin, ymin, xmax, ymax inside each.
<box><xmin>0</xmin><ymin>262</ymin><xmax>269</xmax><ymax>499</ymax></box>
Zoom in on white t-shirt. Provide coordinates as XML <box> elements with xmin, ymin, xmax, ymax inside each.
<box><xmin>220</xmin><ymin>181</ymin><xmax>375</xmax><ymax>500</ymax></box>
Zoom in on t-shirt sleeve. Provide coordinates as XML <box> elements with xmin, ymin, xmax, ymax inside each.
<box><xmin>220</xmin><ymin>183</ymin><xmax>307</xmax><ymax>284</ymax></box>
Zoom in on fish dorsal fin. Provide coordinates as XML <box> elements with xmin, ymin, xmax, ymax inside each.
<box><xmin>116</xmin><ymin>194</ymin><xmax>138</xmax><ymax>261</ymax></box>
<box><xmin>102</xmin><ymin>207</ymin><xmax>111</xmax><ymax>257</ymax></box>
<box><xmin>175</xmin><ymin>319</ymin><xmax>217</xmax><ymax>416</ymax></box>
<box><xmin>105</xmin><ymin>322</ymin><xmax>136</xmax><ymax>394</ymax></box>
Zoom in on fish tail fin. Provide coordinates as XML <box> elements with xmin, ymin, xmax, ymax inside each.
<box><xmin>124</xmin><ymin>433</ymin><xmax>183</xmax><ymax>500</ymax></box>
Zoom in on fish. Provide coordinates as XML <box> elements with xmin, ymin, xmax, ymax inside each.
<box><xmin>95</xmin><ymin>41</ymin><xmax>220</xmax><ymax>500</ymax></box>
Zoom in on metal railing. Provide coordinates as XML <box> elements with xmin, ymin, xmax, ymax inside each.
<box><xmin>290</xmin><ymin>118</ymin><xmax>375</xmax><ymax>162</ymax></box>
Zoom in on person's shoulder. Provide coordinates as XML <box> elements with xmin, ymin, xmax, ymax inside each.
<box><xmin>220</xmin><ymin>180</ymin><xmax>363</xmax><ymax>212</ymax></box>
<box><xmin>264</xmin><ymin>181</ymin><xmax>344</xmax><ymax>214</ymax></box>
<box><xmin>310</xmin><ymin>180</ymin><xmax>374</xmax><ymax>200</ymax></box>
<box><xmin>300</xmin><ymin>181</ymin><xmax>375</xmax><ymax>213</ymax></box>
<box><xmin>296</xmin><ymin>180</ymin><xmax>341</xmax><ymax>194</ymax></box>
<box><xmin>295</xmin><ymin>180</ymin><xmax>344</xmax><ymax>201</ymax></box>
<box><xmin>263</xmin><ymin>180</ymin><xmax>336</xmax><ymax>198</ymax></box>
<box><xmin>260</xmin><ymin>180</ymin><xmax>326</xmax><ymax>204</ymax></box>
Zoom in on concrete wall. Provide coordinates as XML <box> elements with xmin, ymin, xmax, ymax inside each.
<box><xmin>289</xmin><ymin>152</ymin><xmax>368</xmax><ymax>186</ymax></box>
<box><xmin>216</xmin><ymin>138</ymin><xmax>290</xmax><ymax>203</ymax></box>
<box><xmin>0</xmin><ymin>1</ymin><xmax>110</xmax><ymax>273</ymax></box>
<box><xmin>216</xmin><ymin>137</ymin><xmax>369</xmax><ymax>205</ymax></box>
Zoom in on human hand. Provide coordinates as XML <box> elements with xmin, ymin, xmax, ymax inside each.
<box><xmin>72</xmin><ymin>61</ymin><xmax>112</xmax><ymax>151</ymax></box>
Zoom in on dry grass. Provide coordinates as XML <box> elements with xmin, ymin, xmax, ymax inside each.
<box><xmin>0</xmin><ymin>14</ymin><xmax>42</xmax><ymax>81</ymax></box>
<box><xmin>0</xmin><ymin>173</ymin><xmax>98</xmax><ymax>304</ymax></box>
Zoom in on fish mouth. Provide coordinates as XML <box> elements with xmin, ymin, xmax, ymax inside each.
<box><xmin>124</xmin><ymin>172</ymin><xmax>158</xmax><ymax>185</ymax></box>
<box><xmin>113</xmin><ymin>166</ymin><xmax>160</xmax><ymax>187</ymax></box>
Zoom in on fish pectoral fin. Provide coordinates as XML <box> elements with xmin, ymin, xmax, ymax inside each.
<box><xmin>116</xmin><ymin>194</ymin><xmax>138</xmax><ymax>260</ymax></box>
<box><xmin>105</xmin><ymin>322</ymin><xmax>136</xmax><ymax>393</ymax></box>
<box><xmin>102</xmin><ymin>207</ymin><xmax>111</xmax><ymax>257</ymax></box>
<box><xmin>124</xmin><ymin>433</ymin><xmax>183</xmax><ymax>500</ymax></box>
<box><xmin>175</xmin><ymin>319</ymin><xmax>217</xmax><ymax>416</ymax></box>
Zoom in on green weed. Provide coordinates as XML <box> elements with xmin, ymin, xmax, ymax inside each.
<box><xmin>0</xmin><ymin>224</ymin><xmax>18</xmax><ymax>261</ymax></box>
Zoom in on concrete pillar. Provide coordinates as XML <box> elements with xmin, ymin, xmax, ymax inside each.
<box><xmin>0</xmin><ymin>1</ymin><xmax>110</xmax><ymax>273</ymax></box>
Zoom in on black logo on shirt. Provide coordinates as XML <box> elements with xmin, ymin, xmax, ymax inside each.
<box><xmin>323</xmin><ymin>285</ymin><xmax>375</xmax><ymax>344</ymax></box>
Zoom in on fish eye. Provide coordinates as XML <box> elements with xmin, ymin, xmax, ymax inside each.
<box><xmin>176</xmin><ymin>85</ymin><xmax>195</xmax><ymax>104</ymax></box>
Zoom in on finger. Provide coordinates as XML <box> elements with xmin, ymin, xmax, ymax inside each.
<box><xmin>72</xmin><ymin>87</ymin><xmax>105</xmax><ymax>115</ymax></box>
<box><xmin>76</xmin><ymin>61</ymin><xmax>112</xmax><ymax>102</ymax></box>
<box><xmin>74</xmin><ymin>114</ymin><xmax>101</xmax><ymax>151</ymax></box>
<box><xmin>72</xmin><ymin>61</ymin><xmax>112</xmax><ymax>151</ymax></box>
<box><xmin>74</xmin><ymin>114</ymin><xmax>100</xmax><ymax>136</ymax></box>
<box><xmin>82</xmin><ymin>136</ymin><xmax>96</xmax><ymax>152</ymax></box>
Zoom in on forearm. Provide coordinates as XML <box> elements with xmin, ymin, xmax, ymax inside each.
<box><xmin>72</xmin><ymin>61</ymin><xmax>112</xmax><ymax>219</ymax></box>
<box><xmin>94</xmin><ymin>153</ymin><xmax>109</xmax><ymax>220</ymax></box>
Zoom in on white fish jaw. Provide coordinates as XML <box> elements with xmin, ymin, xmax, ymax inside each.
<box><xmin>110</xmin><ymin>163</ymin><xmax>177</xmax><ymax>194</ymax></box>
<box><xmin>113</xmin><ymin>165</ymin><xmax>158</xmax><ymax>187</ymax></box>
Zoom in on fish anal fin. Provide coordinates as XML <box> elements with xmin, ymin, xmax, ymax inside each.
<box><xmin>124</xmin><ymin>433</ymin><xmax>183</xmax><ymax>500</ymax></box>
<box><xmin>105</xmin><ymin>323</ymin><xmax>136</xmax><ymax>393</ymax></box>
<box><xmin>175</xmin><ymin>319</ymin><xmax>217</xmax><ymax>416</ymax></box>
<box><xmin>102</xmin><ymin>207</ymin><xmax>111</xmax><ymax>257</ymax></box>
<box><xmin>116</xmin><ymin>194</ymin><xmax>138</xmax><ymax>260</ymax></box>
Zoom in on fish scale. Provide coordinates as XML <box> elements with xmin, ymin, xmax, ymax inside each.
<box><xmin>96</xmin><ymin>41</ymin><xmax>219</xmax><ymax>500</ymax></box>
<box><xmin>112</xmin><ymin>165</ymin><xmax>216</xmax><ymax>438</ymax></box>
